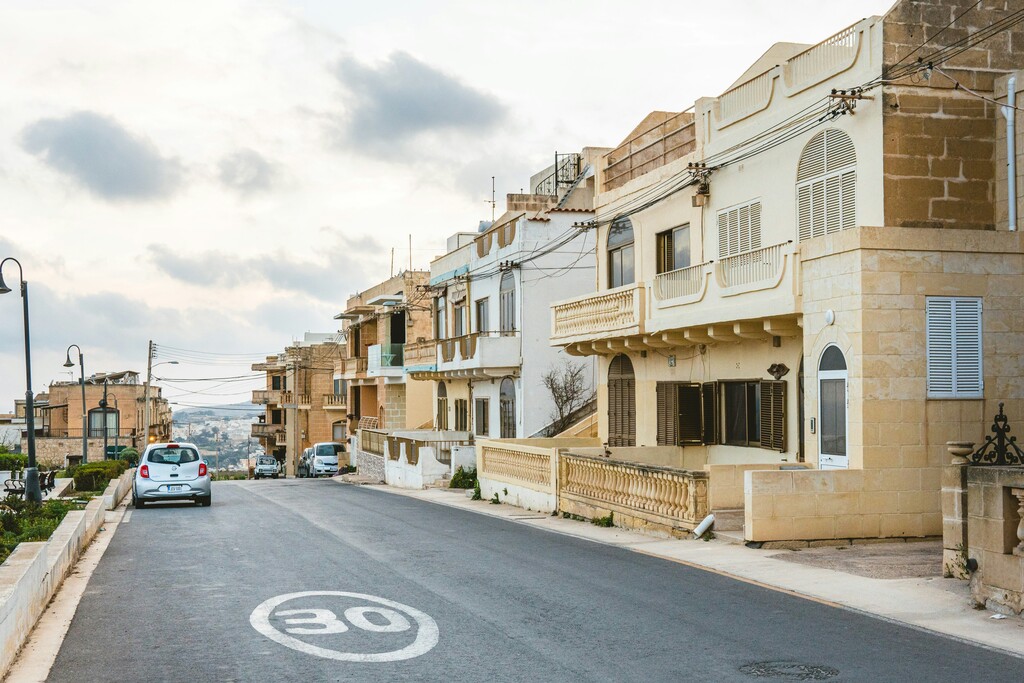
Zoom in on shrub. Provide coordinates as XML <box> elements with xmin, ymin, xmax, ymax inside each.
<box><xmin>0</xmin><ymin>498</ymin><xmax>78</xmax><ymax>564</ymax></box>
<box><xmin>0</xmin><ymin>453</ymin><xmax>28</xmax><ymax>474</ymax></box>
<box><xmin>449</xmin><ymin>466</ymin><xmax>478</xmax><ymax>489</ymax></box>
<box><xmin>73</xmin><ymin>460</ymin><xmax>129</xmax><ymax>492</ymax></box>
<box><xmin>118</xmin><ymin>447</ymin><xmax>140</xmax><ymax>466</ymax></box>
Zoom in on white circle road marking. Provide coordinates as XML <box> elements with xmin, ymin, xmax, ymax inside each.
<box><xmin>249</xmin><ymin>591</ymin><xmax>439</xmax><ymax>662</ymax></box>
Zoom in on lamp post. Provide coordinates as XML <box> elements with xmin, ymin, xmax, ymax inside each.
<box><xmin>0</xmin><ymin>257</ymin><xmax>42</xmax><ymax>503</ymax></box>
<box><xmin>63</xmin><ymin>345</ymin><xmax>88</xmax><ymax>464</ymax></box>
<box><xmin>99</xmin><ymin>379</ymin><xmax>109</xmax><ymax>461</ymax></box>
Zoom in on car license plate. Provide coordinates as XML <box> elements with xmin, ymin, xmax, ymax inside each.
<box><xmin>167</xmin><ymin>485</ymin><xmax>184</xmax><ymax>492</ymax></box>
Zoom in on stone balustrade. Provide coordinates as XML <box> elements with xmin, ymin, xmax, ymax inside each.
<box><xmin>715</xmin><ymin>241</ymin><xmax>790</xmax><ymax>291</ymax></box>
<box><xmin>559</xmin><ymin>452</ymin><xmax>709</xmax><ymax>531</ymax></box>
<box><xmin>480</xmin><ymin>444</ymin><xmax>553</xmax><ymax>490</ymax></box>
<box><xmin>551</xmin><ymin>283</ymin><xmax>645</xmax><ymax>343</ymax></box>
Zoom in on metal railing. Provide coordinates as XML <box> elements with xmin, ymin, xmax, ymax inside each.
<box><xmin>534</xmin><ymin>153</ymin><xmax>581</xmax><ymax>195</ymax></box>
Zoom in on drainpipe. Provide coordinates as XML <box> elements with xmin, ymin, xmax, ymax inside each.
<box><xmin>1004</xmin><ymin>74</ymin><xmax>1017</xmax><ymax>231</ymax></box>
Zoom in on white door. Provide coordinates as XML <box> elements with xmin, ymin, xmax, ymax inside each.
<box><xmin>818</xmin><ymin>346</ymin><xmax>848</xmax><ymax>470</ymax></box>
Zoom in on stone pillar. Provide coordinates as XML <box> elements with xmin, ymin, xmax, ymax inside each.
<box><xmin>1012</xmin><ymin>488</ymin><xmax>1024</xmax><ymax>558</ymax></box>
<box><xmin>942</xmin><ymin>442</ymin><xmax>973</xmax><ymax>578</ymax></box>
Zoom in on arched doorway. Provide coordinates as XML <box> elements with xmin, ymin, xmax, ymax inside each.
<box><xmin>818</xmin><ymin>345</ymin><xmax>848</xmax><ymax>469</ymax></box>
<box><xmin>607</xmin><ymin>355</ymin><xmax>636</xmax><ymax>447</ymax></box>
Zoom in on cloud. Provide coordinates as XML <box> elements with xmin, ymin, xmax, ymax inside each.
<box><xmin>146</xmin><ymin>231</ymin><xmax>384</xmax><ymax>303</ymax></box>
<box><xmin>19</xmin><ymin>111</ymin><xmax>183</xmax><ymax>201</ymax></box>
<box><xmin>331</xmin><ymin>51</ymin><xmax>505</xmax><ymax>154</ymax></box>
<box><xmin>218</xmin><ymin>149</ymin><xmax>281</xmax><ymax>195</ymax></box>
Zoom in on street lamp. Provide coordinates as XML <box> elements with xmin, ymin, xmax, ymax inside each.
<box><xmin>0</xmin><ymin>257</ymin><xmax>42</xmax><ymax>503</ymax></box>
<box><xmin>63</xmin><ymin>344</ymin><xmax>88</xmax><ymax>464</ymax></box>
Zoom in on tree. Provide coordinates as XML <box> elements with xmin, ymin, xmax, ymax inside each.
<box><xmin>541</xmin><ymin>360</ymin><xmax>592</xmax><ymax>436</ymax></box>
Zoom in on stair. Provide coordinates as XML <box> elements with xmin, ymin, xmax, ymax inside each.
<box><xmin>711</xmin><ymin>508</ymin><xmax>744</xmax><ymax>531</ymax></box>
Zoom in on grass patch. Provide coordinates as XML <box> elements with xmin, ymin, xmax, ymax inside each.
<box><xmin>211</xmin><ymin>471</ymin><xmax>247</xmax><ymax>481</ymax></box>
<box><xmin>449</xmin><ymin>466</ymin><xmax>477</xmax><ymax>489</ymax></box>
<box><xmin>591</xmin><ymin>512</ymin><xmax>614</xmax><ymax>528</ymax></box>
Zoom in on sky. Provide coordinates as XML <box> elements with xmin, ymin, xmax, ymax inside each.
<box><xmin>0</xmin><ymin>0</ymin><xmax>895</xmax><ymax>411</ymax></box>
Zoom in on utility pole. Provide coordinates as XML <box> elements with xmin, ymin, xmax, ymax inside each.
<box><xmin>143</xmin><ymin>340</ymin><xmax>153</xmax><ymax>447</ymax></box>
<box><xmin>100</xmin><ymin>379</ymin><xmax>109</xmax><ymax>460</ymax></box>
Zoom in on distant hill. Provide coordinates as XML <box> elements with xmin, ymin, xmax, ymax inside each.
<box><xmin>172</xmin><ymin>402</ymin><xmax>262</xmax><ymax>422</ymax></box>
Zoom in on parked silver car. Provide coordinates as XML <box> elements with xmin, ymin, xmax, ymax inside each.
<box><xmin>309</xmin><ymin>442</ymin><xmax>344</xmax><ymax>477</ymax></box>
<box><xmin>133</xmin><ymin>442</ymin><xmax>211</xmax><ymax>507</ymax></box>
<box><xmin>253</xmin><ymin>455</ymin><xmax>280</xmax><ymax>479</ymax></box>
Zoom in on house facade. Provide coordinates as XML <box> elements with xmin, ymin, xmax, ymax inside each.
<box><xmin>406</xmin><ymin>151</ymin><xmax>603</xmax><ymax>441</ymax></box>
<box><xmin>251</xmin><ymin>332</ymin><xmax>345</xmax><ymax>475</ymax></box>
<box><xmin>527</xmin><ymin>0</ymin><xmax>1023</xmax><ymax>542</ymax></box>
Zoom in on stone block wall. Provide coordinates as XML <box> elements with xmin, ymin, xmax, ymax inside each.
<box><xmin>383</xmin><ymin>383</ymin><xmax>406</xmax><ymax>430</ymax></box>
<box><xmin>966</xmin><ymin>466</ymin><xmax>1024</xmax><ymax>616</ymax></box>
<box><xmin>357</xmin><ymin>449</ymin><xmax>385</xmax><ymax>483</ymax></box>
<box><xmin>21</xmin><ymin>437</ymin><xmax>109</xmax><ymax>468</ymax></box>
<box><xmin>882</xmin><ymin>0</ymin><xmax>1024</xmax><ymax>231</ymax></box>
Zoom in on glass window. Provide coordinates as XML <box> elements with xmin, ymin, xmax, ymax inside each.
<box><xmin>435</xmin><ymin>295</ymin><xmax>447</xmax><ymax>340</ymax></box>
<box><xmin>820</xmin><ymin>379</ymin><xmax>847</xmax><ymax>456</ymax></box>
<box><xmin>454</xmin><ymin>304</ymin><xmax>466</xmax><ymax>337</ymax></box>
<box><xmin>723</xmin><ymin>381</ymin><xmax>760</xmax><ymax>447</ymax></box>
<box><xmin>499</xmin><ymin>272</ymin><xmax>515</xmax><ymax>332</ymax></box>
<box><xmin>88</xmin><ymin>408</ymin><xmax>118</xmax><ymax>438</ymax></box>
<box><xmin>657</xmin><ymin>225</ymin><xmax>690</xmax><ymax>274</ymax></box>
<box><xmin>475</xmin><ymin>298</ymin><xmax>489</xmax><ymax>333</ymax></box>
<box><xmin>147</xmin><ymin>447</ymin><xmax>199</xmax><ymax>464</ymax></box>
<box><xmin>608</xmin><ymin>216</ymin><xmax>635</xmax><ymax>288</ymax></box>
<box><xmin>474</xmin><ymin>398</ymin><xmax>489</xmax><ymax>436</ymax></box>
<box><xmin>454</xmin><ymin>399</ymin><xmax>468</xmax><ymax>431</ymax></box>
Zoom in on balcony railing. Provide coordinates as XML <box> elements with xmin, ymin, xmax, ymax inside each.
<box><xmin>274</xmin><ymin>432</ymin><xmax>287</xmax><ymax>447</ymax></box>
<box><xmin>479</xmin><ymin>442</ymin><xmax>555</xmax><ymax>491</ymax></box>
<box><xmin>322</xmin><ymin>394</ymin><xmax>347</xmax><ymax>409</ymax></box>
<box><xmin>715</xmin><ymin>241</ymin><xmax>790</xmax><ymax>291</ymax></box>
<box><xmin>252</xmin><ymin>389</ymin><xmax>285</xmax><ymax>405</ymax></box>
<box><xmin>551</xmin><ymin>282</ymin><xmax>645</xmax><ymax>343</ymax></box>
<box><xmin>359</xmin><ymin>428</ymin><xmax>387</xmax><ymax>456</ymax></box>
<box><xmin>386</xmin><ymin>433</ymin><xmax>473</xmax><ymax>465</ymax></box>
<box><xmin>784</xmin><ymin>21</ymin><xmax>860</xmax><ymax>91</ymax></box>
<box><xmin>368</xmin><ymin>343</ymin><xmax>405</xmax><ymax>376</ymax></box>
<box><xmin>251</xmin><ymin>423</ymin><xmax>284</xmax><ymax>438</ymax></box>
<box><xmin>559</xmin><ymin>452</ymin><xmax>709</xmax><ymax>530</ymax></box>
<box><xmin>653</xmin><ymin>262</ymin><xmax>709</xmax><ymax>302</ymax></box>
<box><xmin>404</xmin><ymin>340</ymin><xmax>437</xmax><ymax>367</ymax></box>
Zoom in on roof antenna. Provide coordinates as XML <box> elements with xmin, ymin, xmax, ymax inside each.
<box><xmin>485</xmin><ymin>176</ymin><xmax>496</xmax><ymax>222</ymax></box>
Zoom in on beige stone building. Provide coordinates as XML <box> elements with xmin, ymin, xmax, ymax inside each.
<box><xmin>251</xmin><ymin>333</ymin><xmax>345</xmax><ymax>476</ymax></box>
<box><xmin>475</xmin><ymin>0</ymin><xmax>1024</xmax><ymax>544</ymax></box>
<box><xmin>24</xmin><ymin>371</ymin><xmax>171</xmax><ymax>466</ymax></box>
<box><xmin>336</xmin><ymin>271</ymin><xmax>433</xmax><ymax>435</ymax></box>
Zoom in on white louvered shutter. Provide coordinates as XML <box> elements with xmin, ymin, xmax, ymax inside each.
<box><xmin>927</xmin><ymin>297</ymin><xmax>983</xmax><ymax>398</ymax></box>
<box><xmin>796</xmin><ymin>129</ymin><xmax>856</xmax><ymax>242</ymax></box>
<box><xmin>717</xmin><ymin>201</ymin><xmax>763</xmax><ymax>258</ymax></box>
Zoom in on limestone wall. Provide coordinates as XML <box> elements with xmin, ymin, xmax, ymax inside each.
<box><xmin>966</xmin><ymin>466</ymin><xmax>1024</xmax><ymax>616</ymax></box>
<box><xmin>21</xmin><ymin>437</ymin><xmax>108</xmax><ymax>468</ymax></box>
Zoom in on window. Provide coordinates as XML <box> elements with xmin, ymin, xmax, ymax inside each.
<box><xmin>656</xmin><ymin>382</ymin><xmax>718</xmax><ymax>445</ymax></box>
<box><xmin>723</xmin><ymin>381</ymin><xmax>760</xmax><ymax>446</ymax></box>
<box><xmin>656</xmin><ymin>225</ymin><xmax>691</xmax><ymax>274</ymax></box>
<box><xmin>499</xmin><ymin>378</ymin><xmax>516</xmax><ymax>438</ymax></box>
<box><xmin>435</xmin><ymin>295</ymin><xmax>447</xmax><ymax>339</ymax></box>
<box><xmin>454</xmin><ymin>303</ymin><xmax>467</xmax><ymax>337</ymax></box>
<box><xmin>272</xmin><ymin>375</ymin><xmax>282</xmax><ymax>390</ymax></box>
<box><xmin>333</xmin><ymin>378</ymin><xmax>347</xmax><ymax>396</ymax></box>
<box><xmin>608</xmin><ymin>216</ymin><xmax>635</xmax><ymax>288</ymax></box>
<box><xmin>475</xmin><ymin>298</ymin><xmax>489</xmax><ymax>333</ymax></box>
<box><xmin>454</xmin><ymin>399</ymin><xmax>469</xmax><ymax>431</ymax></box>
<box><xmin>712</xmin><ymin>380</ymin><xmax>787</xmax><ymax>450</ymax></box>
<box><xmin>474</xmin><ymin>398</ymin><xmax>490</xmax><ymax>436</ymax></box>
<box><xmin>88</xmin><ymin>408</ymin><xmax>118</xmax><ymax>438</ymax></box>
<box><xmin>927</xmin><ymin>297</ymin><xmax>983</xmax><ymax>398</ymax></box>
<box><xmin>797</xmin><ymin>129</ymin><xmax>856</xmax><ymax>242</ymax></box>
<box><xmin>436</xmin><ymin>382</ymin><xmax>449</xmax><ymax>430</ymax></box>
<box><xmin>717</xmin><ymin>201</ymin><xmax>761</xmax><ymax>258</ymax></box>
<box><xmin>499</xmin><ymin>272</ymin><xmax>516</xmax><ymax>332</ymax></box>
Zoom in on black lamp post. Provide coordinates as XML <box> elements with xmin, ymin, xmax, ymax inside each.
<box><xmin>63</xmin><ymin>344</ymin><xmax>88</xmax><ymax>464</ymax></box>
<box><xmin>99</xmin><ymin>379</ymin><xmax>109</xmax><ymax>461</ymax></box>
<box><xmin>0</xmin><ymin>257</ymin><xmax>42</xmax><ymax>503</ymax></box>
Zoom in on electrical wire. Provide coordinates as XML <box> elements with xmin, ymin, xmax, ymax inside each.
<box><xmin>934</xmin><ymin>66</ymin><xmax>1024</xmax><ymax>111</ymax></box>
<box><xmin>883</xmin><ymin>0</ymin><xmax>984</xmax><ymax>78</ymax></box>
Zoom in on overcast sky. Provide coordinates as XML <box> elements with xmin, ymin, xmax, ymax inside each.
<box><xmin>0</xmin><ymin>0</ymin><xmax>894</xmax><ymax>410</ymax></box>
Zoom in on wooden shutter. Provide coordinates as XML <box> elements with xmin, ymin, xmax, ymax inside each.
<box><xmin>678</xmin><ymin>384</ymin><xmax>702</xmax><ymax>445</ymax></box>
<box><xmin>656</xmin><ymin>382</ymin><xmax>677</xmax><ymax>446</ymax></box>
<box><xmin>759</xmin><ymin>380</ymin><xmax>786</xmax><ymax>452</ymax></box>
<box><xmin>608</xmin><ymin>355</ymin><xmax>636</xmax><ymax>447</ymax></box>
<box><xmin>701</xmin><ymin>381</ymin><xmax>719</xmax><ymax>445</ymax></box>
<box><xmin>657</xmin><ymin>230</ymin><xmax>674</xmax><ymax>274</ymax></box>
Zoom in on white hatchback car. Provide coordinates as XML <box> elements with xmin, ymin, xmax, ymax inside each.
<box><xmin>133</xmin><ymin>442</ymin><xmax>211</xmax><ymax>507</ymax></box>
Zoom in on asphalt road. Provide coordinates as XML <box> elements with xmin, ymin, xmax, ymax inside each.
<box><xmin>47</xmin><ymin>480</ymin><xmax>1024</xmax><ymax>682</ymax></box>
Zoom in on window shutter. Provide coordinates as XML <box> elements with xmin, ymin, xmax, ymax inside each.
<box><xmin>750</xmin><ymin>201</ymin><xmax>762</xmax><ymax>251</ymax></box>
<box><xmin>953</xmin><ymin>298</ymin><xmax>983</xmax><ymax>397</ymax></box>
<box><xmin>678</xmin><ymin>384</ymin><xmax>702</xmax><ymax>445</ymax></box>
<box><xmin>796</xmin><ymin>129</ymin><xmax>856</xmax><ymax>242</ymax></box>
<box><xmin>656</xmin><ymin>382</ymin><xmax>677</xmax><ymax>446</ymax></box>
<box><xmin>625</xmin><ymin>377</ymin><xmax>636</xmax><ymax>447</ymax></box>
<box><xmin>926</xmin><ymin>298</ymin><xmax>954</xmax><ymax>397</ymax></box>
<box><xmin>662</xmin><ymin>230</ymin><xmax>673</xmax><ymax>272</ymax></box>
<box><xmin>797</xmin><ymin>184</ymin><xmax>812</xmax><ymax>242</ymax></box>
<box><xmin>701</xmin><ymin>381</ymin><xmax>719</xmax><ymax>445</ymax></box>
<box><xmin>840</xmin><ymin>170</ymin><xmax>856</xmax><ymax>230</ymax></box>
<box><xmin>759</xmin><ymin>380</ymin><xmax>786</xmax><ymax>452</ymax></box>
<box><xmin>825</xmin><ymin>175</ymin><xmax>841</xmax><ymax>234</ymax></box>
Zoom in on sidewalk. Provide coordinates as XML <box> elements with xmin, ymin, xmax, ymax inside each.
<box><xmin>339</xmin><ymin>479</ymin><xmax>1024</xmax><ymax>658</ymax></box>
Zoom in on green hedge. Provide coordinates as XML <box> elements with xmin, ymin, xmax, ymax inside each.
<box><xmin>0</xmin><ymin>453</ymin><xmax>28</xmax><ymax>474</ymax></box>
<box><xmin>0</xmin><ymin>498</ymin><xmax>77</xmax><ymax>564</ymax></box>
<box><xmin>73</xmin><ymin>460</ymin><xmax>129</xmax><ymax>492</ymax></box>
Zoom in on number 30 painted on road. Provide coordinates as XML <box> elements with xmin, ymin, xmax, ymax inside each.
<box><xmin>250</xmin><ymin>591</ymin><xmax>439</xmax><ymax>662</ymax></box>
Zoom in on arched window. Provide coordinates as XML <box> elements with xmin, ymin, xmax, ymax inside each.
<box><xmin>797</xmin><ymin>129</ymin><xmax>856</xmax><ymax>242</ymax></box>
<box><xmin>607</xmin><ymin>216</ymin><xmax>635</xmax><ymax>288</ymax></box>
<box><xmin>499</xmin><ymin>378</ymin><xmax>516</xmax><ymax>438</ymax></box>
<box><xmin>499</xmin><ymin>272</ymin><xmax>516</xmax><ymax>332</ymax></box>
<box><xmin>818</xmin><ymin>345</ymin><xmax>848</xmax><ymax>470</ymax></box>
<box><xmin>436</xmin><ymin>382</ymin><xmax>449</xmax><ymax>430</ymax></box>
<box><xmin>607</xmin><ymin>355</ymin><xmax>636</xmax><ymax>446</ymax></box>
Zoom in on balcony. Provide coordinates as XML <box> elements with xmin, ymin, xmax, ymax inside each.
<box><xmin>410</xmin><ymin>332</ymin><xmax>520</xmax><ymax>380</ymax></box>
<box><xmin>252</xmin><ymin>389</ymin><xmax>284</xmax><ymax>405</ymax></box>
<box><xmin>322</xmin><ymin>394</ymin><xmax>347</xmax><ymax>410</ymax></box>
<box><xmin>251</xmin><ymin>423</ymin><xmax>284</xmax><ymax>438</ymax></box>
<box><xmin>341</xmin><ymin>356</ymin><xmax>369</xmax><ymax>379</ymax></box>
<box><xmin>274</xmin><ymin>432</ymin><xmax>288</xmax><ymax>447</ymax></box>
<box><xmin>550</xmin><ymin>282</ymin><xmax>646</xmax><ymax>350</ymax></box>
<box><xmin>404</xmin><ymin>339</ymin><xmax>438</xmax><ymax>371</ymax></box>
<box><xmin>367</xmin><ymin>343</ymin><xmax>405</xmax><ymax>378</ymax></box>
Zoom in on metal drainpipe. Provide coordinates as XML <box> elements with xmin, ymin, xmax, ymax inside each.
<box><xmin>1004</xmin><ymin>74</ymin><xmax>1017</xmax><ymax>231</ymax></box>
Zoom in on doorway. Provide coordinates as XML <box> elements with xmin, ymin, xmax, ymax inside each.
<box><xmin>818</xmin><ymin>345</ymin><xmax>848</xmax><ymax>469</ymax></box>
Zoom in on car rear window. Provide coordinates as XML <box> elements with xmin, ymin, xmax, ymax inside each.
<box><xmin>257</xmin><ymin>457</ymin><xmax>276</xmax><ymax>465</ymax></box>
<box><xmin>148</xmin><ymin>448</ymin><xmax>200</xmax><ymax>464</ymax></box>
<box><xmin>315</xmin><ymin>444</ymin><xmax>345</xmax><ymax>456</ymax></box>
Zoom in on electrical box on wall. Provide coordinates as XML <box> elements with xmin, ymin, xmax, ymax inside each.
<box><xmin>668</xmin><ymin>355</ymin><xmax>676</xmax><ymax>367</ymax></box>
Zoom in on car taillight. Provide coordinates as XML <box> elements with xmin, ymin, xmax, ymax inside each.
<box><xmin>199</xmin><ymin>462</ymin><xmax>207</xmax><ymax>477</ymax></box>
<box><xmin>140</xmin><ymin>464</ymin><xmax>149</xmax><ymax>479</ymax></box>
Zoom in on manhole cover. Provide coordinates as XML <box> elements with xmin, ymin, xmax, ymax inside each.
<box><xmin>739</xmin><ymin>661</ymin><xmax>838</xmax><ymax>680</ymax></box>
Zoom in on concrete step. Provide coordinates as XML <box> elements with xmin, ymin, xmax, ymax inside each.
<box><xmin>712</xmin><ymin>528</ymin><xmax>747</xmax><ymax>545</ymax></box>
<box><xmin>711</xmin><ymin>508</ymin><xmax>744</xmax><ymax>532</ymax></box>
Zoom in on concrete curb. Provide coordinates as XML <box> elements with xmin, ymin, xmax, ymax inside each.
<box><xmin>0</xmin><ymin>468</ymin><xmax>134</xmax><ymax>676</ymax></box>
